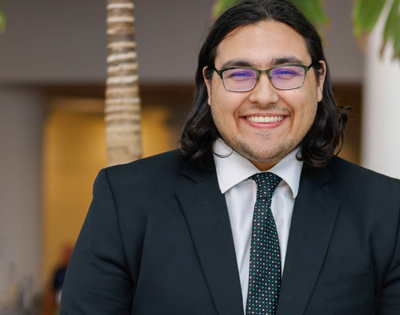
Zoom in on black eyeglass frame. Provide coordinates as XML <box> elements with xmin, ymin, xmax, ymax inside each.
<box><xmin>212</xmin><ymin>63</ymin><xmax>316</xmax><ymax>92</ymax></box>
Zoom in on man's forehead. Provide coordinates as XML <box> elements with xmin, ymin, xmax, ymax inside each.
<box><xmin>214</xmin><ymin>21</ymin><xmax>311</xmax><ymax>68</ymax></box>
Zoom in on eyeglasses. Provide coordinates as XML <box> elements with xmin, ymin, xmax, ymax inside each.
<box><xmin>213</xmin><ymin>63</ymin><xmax>315</xmax><ymax>92</ymax></box>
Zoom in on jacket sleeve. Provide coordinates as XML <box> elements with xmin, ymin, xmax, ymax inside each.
<box><xmin>60</xmin><ymin>169</ymin><xmax>133</xmax><ymax>314</ymax></box>
<box><xmin>379</xmin><ymin>204</ymin><xmax>400</xmax><ymax>315</ymax></box>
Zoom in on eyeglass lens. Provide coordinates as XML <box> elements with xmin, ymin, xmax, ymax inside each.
<box><xmin>222</xmin><ymin>65</ymin><xmax>306</xmax><ymax>91</ymax></box>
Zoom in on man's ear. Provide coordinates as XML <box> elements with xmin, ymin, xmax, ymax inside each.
<box><xmin>203</xmin><ymin>66</ymin><xmax>212</xmax><ymax>106</ymax></box>
<box><xmin>317</xmin><ymin>60</ymin><xmax>326</xmax><ymax>102</ymax></box>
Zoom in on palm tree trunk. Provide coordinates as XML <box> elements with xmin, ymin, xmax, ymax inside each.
<box><xmin>106</xmin><ymin>0</ymin><xmax>141</xmax><ymax>166</ymax></box>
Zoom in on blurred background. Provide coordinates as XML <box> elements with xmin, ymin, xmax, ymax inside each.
<box><xmin>0</xmin><ymin>0</ymin><xmax>399</xmax><ymax>314</ymax></box>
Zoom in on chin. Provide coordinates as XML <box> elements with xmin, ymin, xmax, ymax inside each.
<box><xmin>237</xmin><ymin>141</ymin><xmax>292</xmax><ymax>162</ymax></box>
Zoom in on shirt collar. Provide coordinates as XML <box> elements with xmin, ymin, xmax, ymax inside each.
<box><xmin>213</xmin><ymin>139</ymin><xmax>303</xmax><ymax>198</ymax></box>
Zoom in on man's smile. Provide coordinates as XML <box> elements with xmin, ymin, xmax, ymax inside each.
<box><xmin>245</xmin><ymin>115</ymin><xmax>285</xmax><ymax>123</ymax></box>
<box><xmin>241</xmin><ymin>114</ymin><xmax>288</xmax><ymax>129</ymax></box>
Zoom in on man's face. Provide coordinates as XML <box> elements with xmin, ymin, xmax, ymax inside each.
<box><xmin>204</xmin><ymin>21</ymin><xmax>326</xmax><ymax>170</ymax></box>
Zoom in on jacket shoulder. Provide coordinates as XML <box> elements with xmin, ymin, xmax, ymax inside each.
<box><xmin>329</xmin><ymin>156</ymin><xmax>399</xmax><ymax>180</ymax></box>
<box><xmin>97</xmin><ymin>150</ymin><xmax>198</xmax><ymax>196</ymax></box>
<box><xmin>327</xmin><ymin>156</ymin><xmax>400</xmax><ymax>194</ymax></box>
<box><xmin>105</xmin><ymin>149</ymin><xmax>184</xmax><ymax>178</ymax></box>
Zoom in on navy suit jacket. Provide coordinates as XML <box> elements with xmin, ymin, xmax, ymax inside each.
<box><xmin>60</xmin><ymin>150</ymin><xmax>400</xmax><ymax>315</ymax></box>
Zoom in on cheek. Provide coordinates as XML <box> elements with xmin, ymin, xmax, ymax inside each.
<box><xmin>211</xmin><ymin>96</ymin><xmax>233</xmax><ymax>125</ymax></box>
<box><xmin>212</xmin><ymin>88</ymin><xmax>241</xmax><ymax>113</ymax></box>
<box><xmin>206</xmin><ymin>76</ymin><xmax>221</xmax><ymax>106</ymax></box>
<box><xmin>206</xmin><ymin>83</ymin><xmax>213</xmax><ymax>106</ymax></box>
<box><xmin>284</xmin><ymin>91</ymin><xmax>318</xmax><ymax>127</ymax></box>
<box><xmin>301</xmin><ymin>102</ymin><xmax>318</xmax><ymax>124</ymax></box>
<box><xmin>304</xmin><ymin>103</ymin><xmax>319</xmax><ymax>133</ymax></box>
<box><xmin>317</xmin><ymin>88</ymin><xmax>323</xmax><ymax>102</ymax></box>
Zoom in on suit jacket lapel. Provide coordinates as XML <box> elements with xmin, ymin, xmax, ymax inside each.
<box><xmin>176</xmin><ymin>160</ymin><xmax>244</xmax><ymax>315</ymax></box>
<box><xmin>277</xmin><ymin>165</ymin><xmax>341</xmax><ymax>315</ymax></box>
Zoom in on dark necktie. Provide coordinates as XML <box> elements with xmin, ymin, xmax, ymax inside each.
<box><xmin>246</xmin><ymin>172</ymin><xmax>282</xmax><ymax>315</ymax></box>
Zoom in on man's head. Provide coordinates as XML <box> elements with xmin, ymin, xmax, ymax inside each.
<box><xmin>180</xmin><ymin>0</ymin><xmax>347</xmax><ymax>169</ymax></box>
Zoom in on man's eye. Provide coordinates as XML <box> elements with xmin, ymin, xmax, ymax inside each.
<box><xmin>276</xmin><ymin>70</ymin><xmax>296</xmax><ymax>75</ymax></box>
<box><xmin>274</xmin><ymin>70</ymin><xmax>297</xmax><ymax>77</ymax></box>
<box><xmin>232</xmin><ymin>71</ymin><xmax>251</xmax><ymax>77</ymax></box>
<box><xmin>225</xmin><ymin>70</ymin><xmax>255</xmax><ymax>80</ymax></box>
<box><xmin>272</xmin><ymin>67</ymin><xmax>302</xmax><ymax>79</ymax></box>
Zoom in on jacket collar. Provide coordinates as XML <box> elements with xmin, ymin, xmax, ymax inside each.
<box><xmin>178</xmin><ymin>159</ymin><xmax>244</xmax><ymax>315</ymax></box>
<box><xmin>277</xmin><ymin>165</ymin><xmax>341</xmax><ymax>315</ymax></box>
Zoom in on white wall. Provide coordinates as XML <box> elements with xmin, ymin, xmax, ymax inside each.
<box><xmin>361</xmin><ymin>12</ymin><xmax>400</xmax><ymax>179</ymax></box>
<box><xmin>321</xmin><ymin>0</ymin><xmax>364</xmax><ymax>83</ymax></box>
<box><xmin>0</xmin><ymin>88</ymin><xmax>45</xmax><ymax>306</ymax></box>
<box><xmin>0</xmin><ymin>0</ymin><xmax>363</xmax><ymax>85</ymax></box>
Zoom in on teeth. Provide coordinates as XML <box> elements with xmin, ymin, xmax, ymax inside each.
<box><xmin>246</xmin><ymin>116</ymin><xmax>284</xmax><ymax>123</ymax></box>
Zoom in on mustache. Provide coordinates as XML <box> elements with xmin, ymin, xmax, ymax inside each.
<box><xmin>238</xmin><ymin>104</ymin><xmax>291</xmax><ymax>114</ymax></box>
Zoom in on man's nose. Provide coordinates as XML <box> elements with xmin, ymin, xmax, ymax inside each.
<box><xmin>248</xmin><ymin>73</ymin><xmax>279</xmax><ymax>106</ymax></box>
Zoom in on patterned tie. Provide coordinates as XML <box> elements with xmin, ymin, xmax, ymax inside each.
<box><xmin>246</xmin><ymin>172</ymin><xmax>282</xmax><ymax>315</ymax></box>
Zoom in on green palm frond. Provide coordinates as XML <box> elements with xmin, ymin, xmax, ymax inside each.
<box><xmin>213</xmin><ymin>0</ymin><xmax>243</xmax><ymax>18</ymax></box>
<box><xmin>0</xmin><ymin>2</ymin><xmax>6</xmax><ymax>32</ymax></box>
<box><xmin>352</xmin><ymin>0</ymin><xmax>387</xmax><ymax>36</ymax></box>
<box><xmin>290</xmin><ymin>0</ymin><xmax>328</xmax><ymax>27</ymax></box>
<box><xmin>383</xmin><ymin>0</ymin><xmax>400</xmax><ymax>56</ymax></box>
<box><xmin>383</xmin><ymin>0</ymin><xmax>399</xmax><ymax>41</ymax></box>
<box><xmin>352</xmin><ymin>0</ymin><xmax>400</xmax><ymax>57</ymax></box>
<box><xmin>394</xmin><ymin>8</ymin><xmax>400</xmax><ymax>55</ymax></box>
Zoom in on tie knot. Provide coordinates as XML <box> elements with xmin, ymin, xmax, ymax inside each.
<box><xmin>250</xmin><ymin>172</ymin><xmax>282</xmax><ymax>200</ymax></box>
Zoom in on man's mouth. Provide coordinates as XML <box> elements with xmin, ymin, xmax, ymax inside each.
<box><xmin>245</xmin><ymin>116</ymin><xmax>285</xmax><ymax>123</ymax></box>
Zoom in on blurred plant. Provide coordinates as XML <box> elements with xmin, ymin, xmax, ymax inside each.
<box><xmin>353</xmin><ymin>0</ymin><xmax>400</xmax><ymax>57</ymax></box>
<box><xmin>213</xmin><ymin>0</ymin><xmax>400</xmax><ymax>59</ymax></box>
<box><xmin>0</xmin><ymin>1</ymin><xmax>5</xmax><ymax>32</ymax></box>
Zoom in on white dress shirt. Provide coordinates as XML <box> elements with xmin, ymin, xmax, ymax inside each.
<box><xmin>212</xmin><ymin>139</ymin><xmax>303</xmax><ymax>311</ymax></box>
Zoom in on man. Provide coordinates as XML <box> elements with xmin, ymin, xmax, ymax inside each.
<box><xmin>60</xmin><ymin>0</ymin><xmax>400</xmax><ymax>314</ymax></box>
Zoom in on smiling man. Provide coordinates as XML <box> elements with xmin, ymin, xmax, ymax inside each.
<box><xmin>61</xmin><ymin>1</ymin><xmax>400</xmax><ymax>314</ymax></box>
<box><xmin>204</xmin><ymin>20</ymin><xmax>325</xmax><ymax>171</ymax></box>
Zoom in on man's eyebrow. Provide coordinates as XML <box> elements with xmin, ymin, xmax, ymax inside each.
<box><xmin>270</xmin><ymin>56</ymin><xmax>306</xmax><ymax>66</ymax></box>
<box><xmin>218</xmin><ymin>56</ymin><xmax>308</xmax><ymax>70</ymax></box>
<box><xmin>219</xmin><ymin>59</ymin><xmax>252</xmax><ymax>69</ymax></box>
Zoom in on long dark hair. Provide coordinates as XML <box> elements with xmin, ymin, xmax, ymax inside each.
<box><xmin>179</xmin><ymin>0</ymin><xmax>347</xmax><ymax>168</ymax></box>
